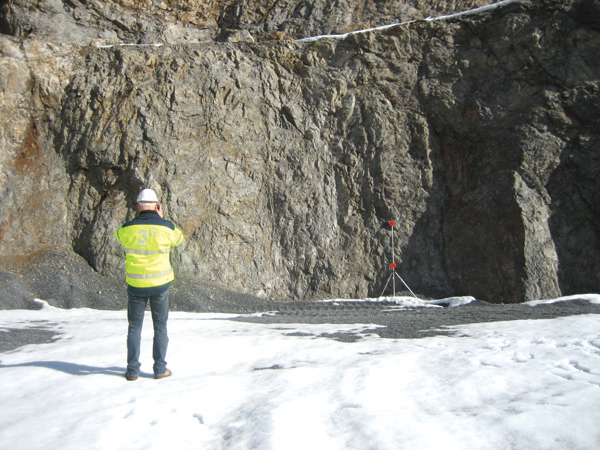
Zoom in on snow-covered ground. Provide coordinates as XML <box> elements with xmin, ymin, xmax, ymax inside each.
<box><xmin>1</xmin><ymin>295</ymin><xmax>600</xmax><ymax>450</ymax></box>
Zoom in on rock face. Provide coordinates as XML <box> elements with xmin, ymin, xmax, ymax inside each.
<box><xmin>0</xmin><ymin>0</ymin><xmax>599</xmax><ymax>305</ymax></box>
<box><xmin>1</xmin><ymin>0</ymin><xmax>505</xmax><ymax>45</ymax></box>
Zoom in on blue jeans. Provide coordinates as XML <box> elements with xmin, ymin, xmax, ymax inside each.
<box><xmin>126</xmin><ymin>288</ymin><xmax>169</xmax><ymax>377</ymax></box>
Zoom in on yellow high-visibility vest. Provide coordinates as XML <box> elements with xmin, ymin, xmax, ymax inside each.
<box><xmin>115</xmin><ymin>212</ymin><xmax>184</xmax><ymax>288</ymax></box>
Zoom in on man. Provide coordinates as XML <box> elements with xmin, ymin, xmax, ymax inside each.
<box><xmin>115</xmin><ymin>188</ymin><xmax>184</xmax><ymax>381</ymax></box>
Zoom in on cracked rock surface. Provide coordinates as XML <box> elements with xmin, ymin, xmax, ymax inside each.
<box><xmin>0</xmin><ymin>0</ymin><xmax>599</xmax><ymax>307</ymax></box>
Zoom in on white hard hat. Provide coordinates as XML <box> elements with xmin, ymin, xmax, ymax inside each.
<box><xmin>137</xmin><ymin>188</ymin><xmax>158</xmax><ymax>203</ymax></box>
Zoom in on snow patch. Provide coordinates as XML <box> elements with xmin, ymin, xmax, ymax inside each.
<box><xmin>1</xmin><ymin>294</ymin><xmax>600</xmax><ymax>449</ymax></box>
<box><xmin>525</xmin><ymin>293</ymin><xmax>600</xmax><ymax>306</ymax></box>
<box><xmin>323</xmin><ymin>296</ymin><xmax>476</xmax><ymax>308</ymax></box>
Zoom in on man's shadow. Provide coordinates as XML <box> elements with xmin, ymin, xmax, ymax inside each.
<box><xmin>0</xmin><ymin>361</ymin><xmax>153</xmax><ymax>378</ymax></box>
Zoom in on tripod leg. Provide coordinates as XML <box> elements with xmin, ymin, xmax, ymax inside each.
<box><xmin>380</xmin><ymin>273</ymin><xmax>394</xmax><ymax>297</ymax></box>
<box><xmin>395</xmin><ymin>272</ymin><xmax>418</xmax><ymax>298</ymax></box>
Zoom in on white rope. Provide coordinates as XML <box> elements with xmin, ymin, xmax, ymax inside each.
<box><xmin>92</xmin><ymin>1</ymin><xmax>520</xmax><ymax>48</ymax></box>
<box><xmin>296</xmin><ymin>0</ymin><xmax>520</xmax><ymax>43</ymax></box>
<box><xmin>95</xmin><ymin>43</ymin><xmax>163</xmax><ymax>49</ymax></box>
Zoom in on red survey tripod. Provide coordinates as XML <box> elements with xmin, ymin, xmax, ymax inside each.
<box><xmin>381</xmin><ymin>220</ymin><xmax>417</xmax><ymax>298</ymax></box>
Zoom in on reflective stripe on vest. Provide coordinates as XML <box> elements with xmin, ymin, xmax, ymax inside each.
<box><xmin>126</xmin><ymin>268</ymin><xmax>174</xmax><ymax>280</ymax></box>
<box><xmin>125</xmin><ymin>248</ymin><xmax>170</xmax><ymax>255</ymax></box>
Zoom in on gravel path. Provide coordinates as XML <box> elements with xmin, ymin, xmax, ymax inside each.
<box><xmin>230</xmin><ymin>299</ymin><xmax>600</xmax><ymax>341</ymax></box>
<box><xmin>1</xmin><ymin>251</ymin><xmax>599</xmax><ymax>351</ymax></box>
<box><xmin>2</xmin><ymin>296</ymin><xmax>599</xmax><ymax>352</ymax></box>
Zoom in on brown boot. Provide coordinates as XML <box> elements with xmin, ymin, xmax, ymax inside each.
<box><xmin>154</xmin><ymin>369</ymin><xmax>172</xmax><ymax>380</ymax></box>
<box><xmin>125</xmin><ymin>373</ymin><xmax>139</xmax><ymax>381</ymax></box>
